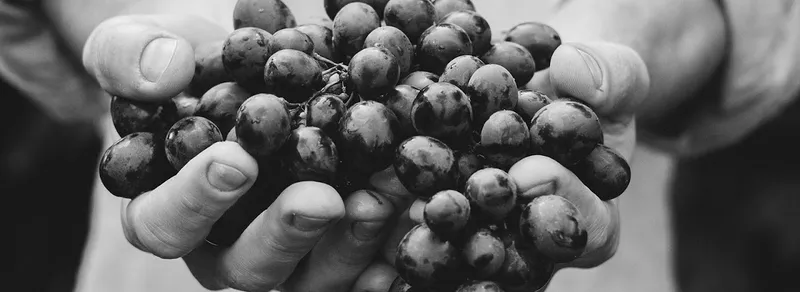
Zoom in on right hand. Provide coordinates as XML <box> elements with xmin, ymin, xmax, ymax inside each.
<box><xmin>84</xmin><ymin>14</ymin><xmax>402</xmax><ymax>292</ymax></box>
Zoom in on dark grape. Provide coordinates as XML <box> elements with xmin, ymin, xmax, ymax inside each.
<box><xmin>480</xmin><ymin>110</ymin><xmax>531</xmax><ymax>170</ymax></box>
<box><xmin>515</xmin><ymin>90</ymin><xmax>551</xmax><ymax>126</ymax></box>
<box><xmin>325</xmin><ymin>0</ymin><xmax>391</xmax><ymax>20</ymax></box>
<box><xmin>338</xmin><ymin>101</ymin><xmax>402</xmax><ymax>175</ymax></box>
<box><xmin>571</xmin><ymin>144</ymin><xmax>631</xmax><ymax>201</ymax></box>
<box><xmin>433</xmin><ymin>0</ymin><xmax>476</xmax><ymax>21</ymax></box>
<box><xmin>306</xmin><ymin>93</ymin><xmax>346</xmax><ymax>138</ymax></box>
<box><xmin>400</xmin><ymin>70</ymin><xmax>439</xmax><ymax>90</ymax></box>
<box><xmin>98</xmin><ymin>132</ymin><xmax>175</xmax><ymax>199</ymax></box>
<box><xmin>263</xmin><ymin>49</ymin><xmax>325</xmax><ymax>103</ymax></box>
<box><xmin>195</xmin><ymin>82</ymin><xmax>251</xmax><ymax>135</ymax></box>
<box><xmin>465</xmin><ymin>64</ymin><xmax>519</xmax><ymax>126</ymax></box>
<box><xmin>172</xmin><ymin>92</ymin><xmax>200</xmax><ymax>119</ymax></box>
<box><xmin>462</xmin><ymin>229</ymin><xmax>506</xmax><ymax>279</ymax></box>
<box><xmin>440</xmin><ymin>10</ymin><xmax>491</xmax><ymax>56</ymax></box>
<box><xmin>164</xmin><ymin>116</ymin><xmax>223</xmax><ymax>170</ymax></box>
<box><xmin>456</xmin><ymin>150</ymin><xmax>483</xmax><ymax>186</ymax></box>
<box><xmin>424</xmin><ymin>190</ymin><xmax>471</xmax><ymax>238</ymax></box>
<box><xmin>456</xmin><ymin>281</ymin><xmax>504</xmax><ymax>292</ymax></box>
<box><xmin>415</xmin><ymin>23</ymin><xmax>473</xmax><ymax>75</ymax></box>
<box><xmin>439</xmin><ymin>54</ymin><xmax>484</xmax><ymax>89</ymax></box>
<box><xmin>491</xmin><ymin>231</ymin><xmax>554</xmax><ymax>292</ymax></box>
<box><xmin>395</xmin><ymin>223</ymin><xmax>466</xmax><ymax>291</ymax></box>
<box><xmin>381</xmin><ymin>84</ymin><xmax>420</xmax><ymax>138</ymax></box>
<box><xmin>188</xmin><ymin>40</ymin><xmax>233</xmax><ymax>97</ymax></box>
<box><xmin>232</xmin><ymin>0</ymin><xmax>296</xmax><ymax>33</ymax></box>
<box><xmin>504</xmin><ymin>22</ymin><xmax>561</xmax><ymax>71</ymax></box>
<box><xmin>110</xmin><ymin>95</ymin><xmax>177</xmax><ymax>138</ymax></box>
<box><xmin>235</xmin><ymin>94</ymin><xmax>292</xmax><ymax>159</ymax></box>
<box><xmin>272</xmin><ymin>28</ymin><xmax>315</xmax><ymax>54</ymax></box>
<box><xmin>464</xmin><ymin>168</ymin><xmax>517</xmax><ymax>222</ymax></box>
<box><xmin>364</xmin><ymin>26</ymin><xmax>415</xmax><ymax>78</ymax></box>
<box><xmin>383</xmin><ymin>0</ymin><xmax>437</xmax><ymax>43</ymax></box>
<box><xmin>333</xmin><ymin>2</ymin><xmax>381</xmax><ymax>58</ymax></box>
<box><xmin>348</xmin><ymin>46</ymin><xmax>401</xmax><ymax>99</ymax></box>
<box><xmin>394</xmin><ymin>135</ymin><xmax>458</xmax><ymax>198</ymax></box>
<box><xmin>388</xmin><ymin>276</ymin><xmax>416</xmax><ymax>292</ymax></box>
<box><xmin>221</xmin><ymin>27</ymin><xmax>277</xmax><ymax>93</ymax></box>
<box><xmin>529</xmin><ymin>100</ymin><xmax>602</xmax><ymax>166</ymax></box>
<box><xmin>520</xmin><ymin>195</ymin><xmax>588</xmax><ymax>263</ymax></box>
<box><xmin>410</xmin><ymin>82</ymin><xmax>473</xmax><ymax>147</ymax></box>
<box><xmin>295</xmin><ymin>24</ymin><xmax>339</xmax><ymax>62</ymax></box>
<box><xmin>282</xmin><ymin>126</ymin><xmax>339</xmax><ymax>184</ymax></box>
<box><xmin>481</xmin><ymin>42</ymin><xmax>536</xmax><ymax>87</ymax></box>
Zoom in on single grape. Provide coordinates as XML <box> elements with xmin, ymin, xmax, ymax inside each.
<box><xmin>333</xmin><ymin>2</ymin><xmax>381</xmax><ymax>58</ymax></box>
<box><xmin>381</xmin><ymin>84</ymin><xmax>420</xmax><ymax>138</ymax></box>
<box><xmin>394</xmin><ymin>135</ymin><xmax>458</xmax><ymax>198</ymax></box>
<box><xmin>348</xmin><ymin>46</ymin><xmax>401</xmax><ymax>100</ymax></box>
<box><xmin>440</xmin><ymin>10</ymin><xmax>491</xmax><ymax>56</ymax></box>
<box><xmin>387</xmin><ymin>276</ymin><xmax>415</xmax><ymax>292</ymax></box>
<box><xmin>456</xmin><ymin>281</ymin><xmax>504</xmax><ymax>292</ymax></box>
<box><xmin>295</xmin><ymin>24</ymin><xmax>339</xmax><ymax>62</ymax></box>
<box><xmin>172</xmin><ymin>92</ymin><xmax>200</xmax><ymax>119</ymax></box>
<box><xmin>400</xmin><ymin>70</ymin><xmax>439</xmax><ymax>90</ymax></box>
<box><xmin>109</xmin><ymin>95</ymin><xmax>177</xmax><ymax>138</ymax></box>
<box><xmin>395</xmin><ymin>223</ymin><xmax>466</xmax><ymax>291</ymax></box>
<box><xmin>187</xmin><ymin>40</ymin><xmax>233</xmax><ymax>97</ymax></box>
<box><xmin>528</xmin><ymin>100</ymin><xmax>602</xmax><ymax>166</ymax></box>
<box><xmin>491</xmin><ymin>231</ymin><xmax>555</xmax><ymax>292</ymax></box>
<box><xmin>424</xmin><ymin>190</ymin><xmax>471</xmax><ymax>238</ymax></box>
<box><xmin>504</xmin><ymin>22</ymin><xmax>561</xmax><ymax>71</ymax></box>
<box><xmin>415</xmin><ymin>23</ymin><xmax>473</xmax><ymax>75</ymax></box>
<box><xmin>232</xmin><ymin>0</ymin><xmax>296</xmax><ymax>33</ymax></box>
<box><xmin>98</xmin><ymin>132</ymin><xmax>175</xmax><ymax>199</ymax></box>
<box><xmin>263</xmin><ymin>49</ymin><xmax>325</xmax><ymax>103</ymax></box>
<box><xmin>306</xmin><ymin>93</ymin><xmax>346</xmax><ymax>138</ymax></box>
<box><xmin>456</xmin><ymin>150</ymin><xmax>483</xmax><ymax>186</ymax></box>
<box><xmin>520</xmin><ymin>195</ymin><xmax>588</xmax><ymax>263</ymax></box>
<box><xmin>235</xmin><ymin>94</ymin><xmax>292</xmax><ymax>159</ymax></box>
<box><xmin>481</xmin><ymin>41</ymin><xmax>536</xmax><ymax>87</ymax></box>
<box><xmin>383</xmin><ymin>0</ymin><xmax>437</xmax><ymax>43</ymax></box>
<box><xmin>221</xmin><ymin>27</ymin><xmax>277</xmax><ymax>93</ymax></box>
<box><xmin>515</xmin><ymin>90</ymin><xmax>551</xmax><ymax>126</ymax></box>
<box><xmin>465</xmin><ymin>64</ymin><xmax>519</xmax><ymax>126</ymax></box>
<box><xmin>464</xmin><ymin>168</ymin><xmax>517</xmax><ymax>222</ymax></box>
<box><xmin>164</xmin><ymin>116</ymin><xmax>223</xmax><ymax>170</ymax></box>
<box><xmin>338</xmin><ymin>101</ymin><xmax>402</xmax><ymax>175</ymax></box>
<box><xmin>194</xmin><ymin>82</ymin><xmax>251</xmax><ymax>135</ymax></box>
<box><xmin>433</xmin><ymin>0</ymin><xmax>476</xmax><ymax>21</ymax></box>
<box><xmin>281</xmin><ymin>126</ymin><xmax>339</xmax><ymax>184</ymax></box>
<box><xmin>439</xmin><ymin>54</ymin><xmax>485</xmax><ymax>89</ymax></box>
<box><xmin>410</xmin><ymin>82</ymin><xmax>473</xmax><ymax>147</ymax></box>
<box><xmin>570</xmin><ymin>144</ymin><xmax>632</xmax><ymax>201</ymax></box>
<box><xmin>325</xmin><ymin>0</ymin><xmax>391</xmax><ymax>20</ymax></box>
<box><xmin>462</xmin><ymin>228</ymin><xmax>506</xmax><ymax>280</ymax></box>
<box><xmin>364</xmin><ymin>26</ymin><xmax>415</xmax><ymax>78</ymax></box>
<box><xmin>272</xmin><ymin>28</ymin><xmax>315</xmax><ymax>54</ymax></box>
<box><xmin>480</xmin><ymin>110</ymin><xmax>531</xmax><ymax>170</ymax></box>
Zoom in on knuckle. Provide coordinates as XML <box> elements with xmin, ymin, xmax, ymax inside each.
<box><xmin>130</xmin><ymin>208</ymin><xmax>193</xmax><ymax>259</ymax></box>
<box><xmin>219</xmin><ymin>266</ymin><xmax>279</xmax><ymax>292</ymax></box>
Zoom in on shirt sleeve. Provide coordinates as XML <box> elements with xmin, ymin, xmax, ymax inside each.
<box><xmin>639</xmin><ymin>0</ymin><xmax>800</xmax><ymax>157</ymax></box>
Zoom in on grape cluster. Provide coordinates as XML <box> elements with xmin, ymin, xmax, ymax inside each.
<box><xmin>97</xmin><ymin>0</ymin><xmax>633</xmax><ymax>291</ymax></box>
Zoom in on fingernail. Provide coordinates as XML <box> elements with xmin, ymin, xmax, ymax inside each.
<box><xmin>207</xmin><ymin>162</ymin><xmax>248</xmax><ymax>192</ymax></box>
<box><xmin>140</xmin><ymin>38</ymin><xmax>177</xmax><ymax>82</ymax></box>
<box><xmin>572</xmin><ymin>46</ymin><xmax>603</xmax><ymax>89</ymax></box>
<box><xmin>519</xmin><ymin>181</ymin><xmax>556</xmax><ymax>203</ymax></box>
<box><xmin>291</xmin><ymin>214</ymin><xmax>332</xmax><ymax>232</ymax></box>
<box><xmin>351</xmin><ymin>221</ymin><xmax>386</xmax><ymax>241</ymax></box>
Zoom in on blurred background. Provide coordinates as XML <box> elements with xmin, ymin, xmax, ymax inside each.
<box><xmin>71</xmin><ymin>1</ymin><xmax>678</xmax><ymax>291</ymax></box>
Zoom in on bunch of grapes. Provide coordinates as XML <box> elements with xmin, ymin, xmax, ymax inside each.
<box><xmin>97</xmin><ymin>0</ymin><xmax>633</xmax><ymax>291</ymax></box>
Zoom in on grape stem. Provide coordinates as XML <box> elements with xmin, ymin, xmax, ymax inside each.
<box><xmin>313</xmin><ymin>52</ymin><xmax>348</xmax><ymax>71</ymax></box>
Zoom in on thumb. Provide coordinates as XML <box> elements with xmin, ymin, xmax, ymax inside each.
<box><xmin>82</xmin><ymin>14</ymin><xmax>229</xmax><ymax>102</ymax></box>
<box><xmin>528</xmin><ymin>42</ymin><xmax>650</xmax><ymax>123</ymax></box>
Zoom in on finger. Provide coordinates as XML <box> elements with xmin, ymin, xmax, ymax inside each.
<box><xmin>369</xmin><ymin>166</ymin><xmax>417</xmax><ymax>210</ymax></box>
<box><xmin>82</xmin><ymin>14</ymin><xmax>229</xmax><ymax>102</ymax></box>
<box><xmin>381</xmin><ymin>207</ymin><xmax>418</xmax><ymax>266</ymax></box>
<box><xmin>350</xmin><ymin>260</ymin><xmax>400</xmax><ymax>292</ymax></box>
<box><xmin>215</xmin><ymin>181</ymin><xmax>346</xmax><ymax>292</ymax></box>
<box><xmin>508</xmin><ymin>155</ymin><xmax>620</xmax><ymax>268</ymax></box>
<box><xmin>548</xmin><ymin>42</ymin><xmax>650</xmax><ymax>120</ymax></box>
<box><xmin>283</xmin><ymin>190</ymin><xmax>396</xmax><ymax>291</ymax></box>
<box><xmin>120</xmin><ymin>141</ymin><xmax>259</xmax><ymax>259</ymax></box>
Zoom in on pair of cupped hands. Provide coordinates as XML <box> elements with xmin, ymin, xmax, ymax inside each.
<box><xmin>83</xmin><ymin>13</ymin><xmax>649</xmax><ymax>292</ymax></box>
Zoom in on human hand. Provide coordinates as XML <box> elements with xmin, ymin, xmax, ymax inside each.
<box><xmin>83</xmin><ymin>14</ymin><xmax>400</xmax><ymax>292</ymax></box>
